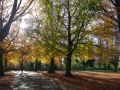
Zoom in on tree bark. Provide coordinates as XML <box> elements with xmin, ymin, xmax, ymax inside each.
<box><xmin>0</xmin><ymin>0</ymin><xmax>33</xmax><ymax>76</ymax></box>
<box><xmin>82</xmin><ymin>61</ymin><xmax>86</xmax><ymax>70</ymax></box>
<box><xmin>48</xmin><ymin>57</ymin><xmax>55</xmax><ymax>73</ymax></box>
<box><xmin>20</xmin><ymin>59</ymin><xmax>24</xmax><ymax>73</ymax></box>
<box><xmin>0</xmin><ymin>47</ymin><xmax>4</xmax><ymax>76</ymax></box>
<box><xmin>65</xmin><ymin>54</ymin><xmax>73</xmax><ymax>76</ymax></box>
<box><xmin>115</xmin><ymin>0</ymin><xmax>120</xmax><ymax>32</ymax></box>
<box><xmin>4</xmin><ymin>58</ymin><xmax>8</xmax><ymax>71</ymax></box>
<box><xmin>113</xmin><ymin>60</ymin><xmax>118</xmax><ymax>72</ymax></box>
<box><xmin>112</xmin><ymin>56</ymin><xmax>119</xmax><ymax>72</ymax></box>
<box><xmin>34</xmin><ymin>59</ymin><xmax>38</xmax><ymax>71</ymax></box>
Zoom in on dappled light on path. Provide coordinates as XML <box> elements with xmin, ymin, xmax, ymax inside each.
<box><xmin>10</xmin><ymin>71</ymin><xmax>81</xmax><ymax>90</ymax></box>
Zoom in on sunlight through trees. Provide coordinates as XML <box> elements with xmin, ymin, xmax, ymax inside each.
<box><xmin>0</xmin><ymin>0</ymin><xmax>120</xmax><ymax>76</ymax></box>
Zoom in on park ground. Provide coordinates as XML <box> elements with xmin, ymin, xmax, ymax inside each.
<box><xmin>0</xmin><ymin>70</ymin><xmax>120</xmax><ymax>90</ymax></box>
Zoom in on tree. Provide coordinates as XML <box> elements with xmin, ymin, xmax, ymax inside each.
<box><xmin>94</xmin><ymin>0</ymin><xmax>120</xmax><ymax>72</ymax></box>
<box><xmin>48</xmin><ymin>56</ymin><xmax>55</xmax><ymax>73</ymax></box>
<box><xmin>0</xmin><ymin>0</ymin><xmax>34</xmax><ymax>76</ymax></box>
<box><xmin>39</xmin><ymin>0</ymin><xmax>100</xmax><ymax>76</ymax></box>
<box><xmin>32</xmin><ymin>41</ymin><xmax>44</xmax><ymax>71</ymax></box>
<box><xmin>98</xmin><ymin>0</ymin><xmax>120</xmax><ymax>31</ymax></box>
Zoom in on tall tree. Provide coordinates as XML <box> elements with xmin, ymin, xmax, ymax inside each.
<box><xmin>39</xmin><ymin>0</ymin><xmax>100</xmax><ymax>76</ymax></box>
<box><xmin>0</xmin><ymin>0</ymin><xmax>34</xmax><ymax>76</ymax></box>
<box><xmin>100</xmin><ymin>0</ymin><xmax>120</xmax><ymax>32</ymax></box>
<box><xmin>98</xmin><ymin>0</ymin><xmax>120</xmax><ymax>72</ymax></box>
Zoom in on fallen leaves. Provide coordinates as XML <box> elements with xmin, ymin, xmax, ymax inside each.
<box><xmin>42</xmin><ymin>71</ymin><xmax>120</xmax><ymax>90</ymax></box>
<box><xmin>1</xmin><ymin>71</ymin><xmax>120</xmax><ymax>90</ymax></box>
<box><xmin>0</xmin><ymin>71</ymin><xmax>14</xmax><ymax>90</ymax></box>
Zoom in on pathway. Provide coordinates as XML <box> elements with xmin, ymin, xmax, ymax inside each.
<box><xmin>10</xmin><ymin>71</ymin><xmax>81</xmax><ymax>90</ymax></box>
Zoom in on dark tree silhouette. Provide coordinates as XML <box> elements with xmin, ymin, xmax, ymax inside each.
<box><xmin>0</xmin><ymin>0</ymin><xmax>34</xmax><ymax>76</ymax></box>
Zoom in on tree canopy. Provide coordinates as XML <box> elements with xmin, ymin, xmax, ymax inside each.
<box><xmin>0</xmin><ymin>0</ymin><xmax>120</xmax><ymax>76</ymax></box>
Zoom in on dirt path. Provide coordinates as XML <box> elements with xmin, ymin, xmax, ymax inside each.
<box><xmin>10</xmin><ymin>71</ymin><xmax>81</xmax><ymax>90</ymax></box>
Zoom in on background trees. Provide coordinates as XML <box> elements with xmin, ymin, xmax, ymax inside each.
<box><xmin>96</xmin><ymin>0</ymin><xmax>120</xmax><ymax>72</ymax></box>
<box><xmin>0</xmin><ymin>0</ymin><xmax>34</xmax><ymax>76</ymax></box>
<box><xmin>0</xmin><ymin>0</ymin><xmax>120</xmax><ymax>76</ymax></box>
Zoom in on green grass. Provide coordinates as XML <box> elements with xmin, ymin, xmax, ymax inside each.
<box><xmin>83</xmin><ymin>69</ymin><xmax>120</xmax><ymax>74</ymax></box>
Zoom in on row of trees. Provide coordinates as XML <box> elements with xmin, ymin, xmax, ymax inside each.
<box><xmin>29</xmin><ymin>0</ymin><xmax>120</xmax><ymax>76</ymax></box>
<box><xmin>0</xmin><ymin>0</ymin><xmax>35</xmax><ymax>76</ymax></box>
<box><xmin>0</xmin><ymin>0</ymin><xmax>120</xmax><ymax>76</ymax></box>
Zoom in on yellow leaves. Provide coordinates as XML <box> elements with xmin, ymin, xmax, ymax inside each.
<box><xmin>3</xmin><ymin>51</ymin><xmax>21</xmax><ymax>68</ymax></box>
<box><xmin>96</xmin><ymin>46</ymin><xmax>116</xmax><ymax>64</ymax></box>
<box><xmin>0</xmin><ymin>42</ymin><xmax>5</xmax><ymax>49</ymax></box>
<box><xmin>107</xmin><ymin>38</ymin><xmax>116</xmax><ymax>47</ymax></box>
<box><xmin>8</xmin><ymin>60</ymin><xmax>19</xmax><ymax>68</ymax></box>
<box><xmin>40</xmin><ymin>57</ymin><xmax>50</xmax><ymax>64</ymax></box>
<box><xmin>0</xmin><ymin>41</ymin><xmax>13</xmax><ymax>51</ymax></box>
<box><xmin>24</xmin><ymin>54</ymin><xmax>35</xmax><ymax>63</ymax></box>
<box><xmin>6</xmin><ymin>51</ymin><xmax>22</xmax><ymax>61</ymax></box>
<box><xmin>72</xmin><ymin>54</ymin><xmax>78</xmax><ymax>60</ymax></box>
<box><xmin>76</xmin><ymin>44</ymin><xmax>95</xmax><ymax>61</ymax></box>
<box><xmin>80</xmin><ymin>53</ymin><xmax>95</xmax><ymax>62</ymax></box>
<box><xmin>95</xmin><ymin>47</ymin><xmax>102</xmax><ymax>55</ymax></box>
<box><xmin>40</xmin><ymin>55</ymin><xmax>62</xmax><ymax>66</ymax></box>
<box><xmin>81</xmin><ymin>55</ymin><xmax>89</xmax><ymax>62</ymax></box>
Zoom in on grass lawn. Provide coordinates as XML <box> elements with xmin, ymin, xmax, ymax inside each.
<box><xmin>86</xmin><ymin>69</ymin><xmax>120</xmax><ymax>73</ymax></box>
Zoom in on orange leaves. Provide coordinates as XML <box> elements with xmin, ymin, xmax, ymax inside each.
<box><xmin>54</xmin><ymin>56</ymin><xmax>62</xmax><ymax>66</ymax></box>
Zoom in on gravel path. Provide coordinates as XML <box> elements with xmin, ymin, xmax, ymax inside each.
<box><xmin>10</xmin><ymin>71</ymin><xmax>81</xmax><ymax>90</ymax></box>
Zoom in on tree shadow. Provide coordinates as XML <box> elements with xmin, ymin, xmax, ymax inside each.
<box><xmin>43</xmin><ymin>71</ymin><xmax>120</xmax><ymax>90</ymax></box>
<box><xmin>10</xmin><ymin>71</ymin><xmax>73</xmax><ymax>90</ymax></box>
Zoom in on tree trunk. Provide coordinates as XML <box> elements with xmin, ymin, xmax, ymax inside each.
<box><xmin>65</xmin><ymin>55</ymin><xmax>73</xmax><ymax>76</ymax></box>
<box><xmin>4</xmin><ymin>58</ymin><xmax>8</xmax><ymax>71</ymax></box>
<box><xmin>115</xmin><ymin>1</ymin><xmax>120</xmax><ymax>32</ymax></box>
<box><xmin>114</xmin><ymin>61</ymin><xmax>118</xmax><ymax>72</ymax></box>
<box><xmin>48</xmin><ymin>57</ymin><xmax>55</xmax><ymax>73</ymax></box>
<box><xmin>112</xmin><ymin>56</ymin><xmax>119</xmax><ymax>72</ymax></box>
<box><xmin>20</xmin><ymin>59</ymin><xmax>24</xmax><ymax>73</ymax></box>
<box><xmin>38</xmin><ymin>61</ymin><xmax>41</xmax><ymax>70</ymax></box>
<box><xmin>82</xmin><ymin>61</ymin><xmax>86</xmax><ymax>70</ymax></box>
<box><xmin>34</xmin><ymin>59</ymin><xmax>38</xmax><ymax>71</ymax></box>
<box><xmin>0</xmin><ymin>47</ymin><xmax>4</xmax><ymax>76</ymax></box>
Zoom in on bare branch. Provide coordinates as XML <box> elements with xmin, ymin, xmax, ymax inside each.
<box><xmin>4</xmin><ymin>18</ymin><xmax>21</xmax><ymax>52</ymax></box>
<box><xmin>13</xmin><ymin>0</ymin><xmax>34</xmax><ymax>21</ymax></box>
